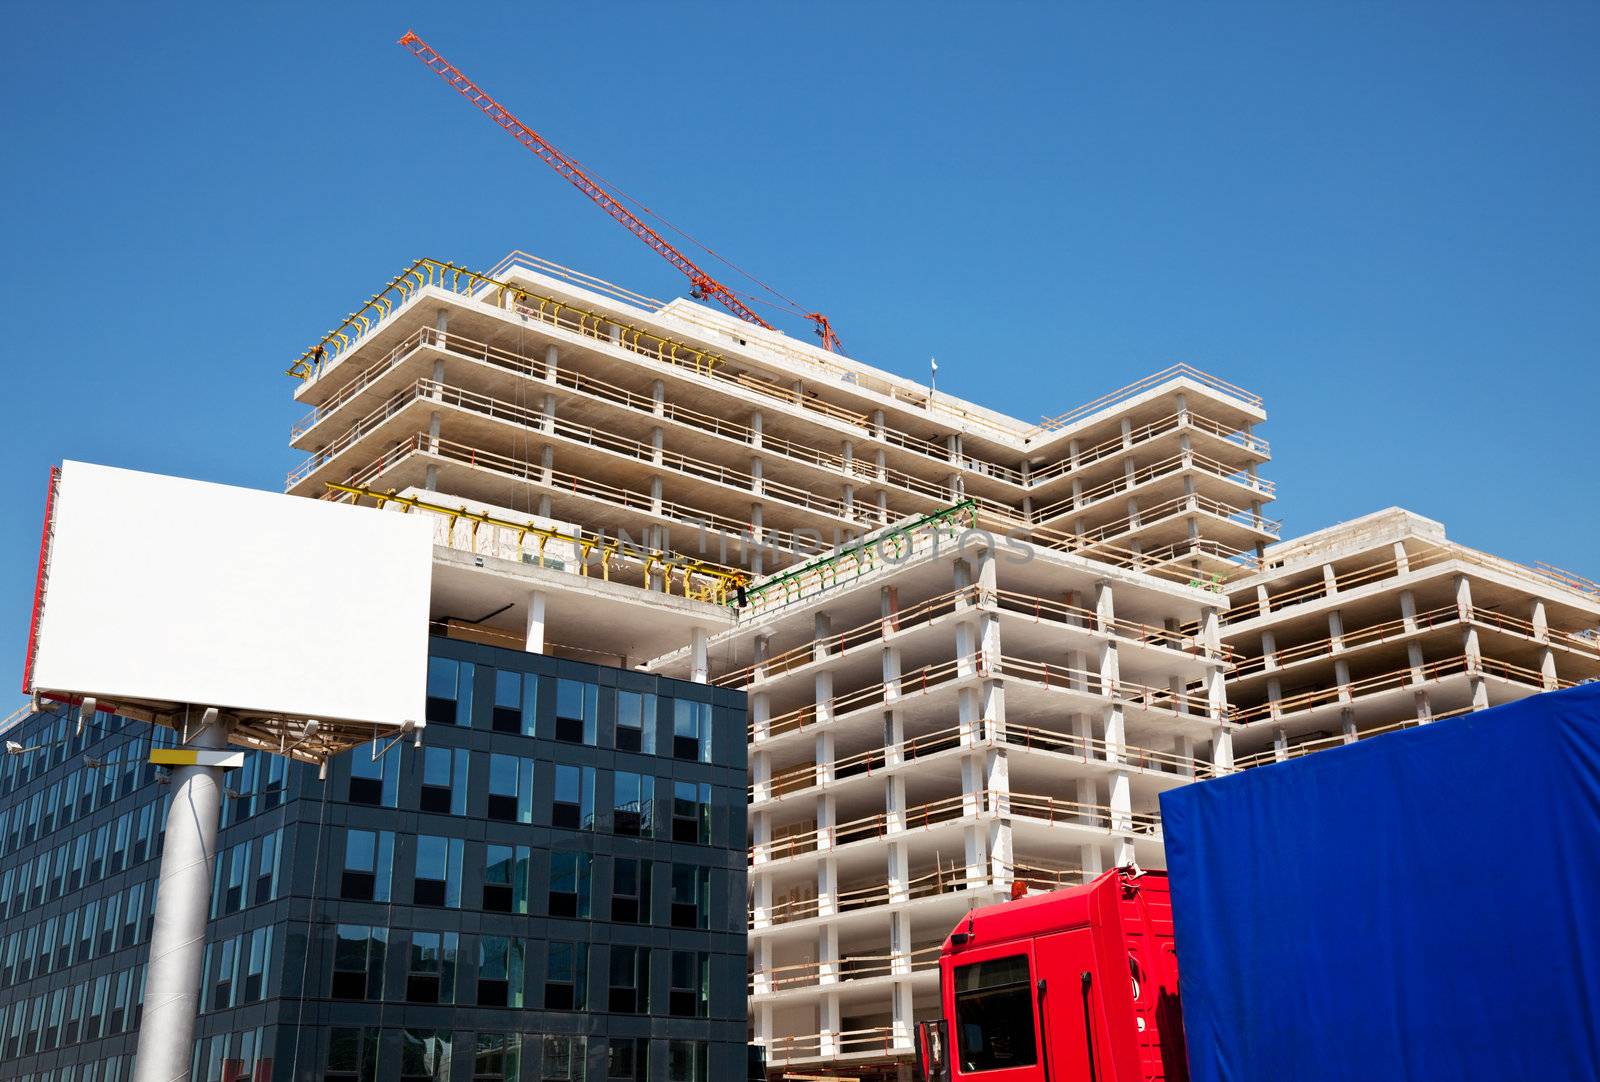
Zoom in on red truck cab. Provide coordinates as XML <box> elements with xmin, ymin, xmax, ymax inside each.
<box><xmin>916</xmin><ymin>868</ymin><xmax>1187</xmax><ymax>1082</ymax></box>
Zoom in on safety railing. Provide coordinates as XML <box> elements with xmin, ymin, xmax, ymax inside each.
<box><xmin>755</xmin><ymin>724</ymin><xmax>967</xmax><ymax>801</ymax></box>
<box><xmin>1030</xmin><ymin>363</ymin><xmax>1264</xmax><ymax>436</ymax></box>
<box><xmin>737</xmin><ymin>502</ymin><xmax>978</xmax><ymax>617</ymax></box>
<box><xmin>1068</xmin><ymin>492</ymin><xmax>1281</xmax><ymax>546</ymax></box>
<box><xmin>752</xmin><ymin>794</ymin><xmax>971</xmax><ymax>864</ymax></box>
<box><xmin>1030</xmin><ymin>450</ymin><xmax>1274</xmax><ymax>525</ymax></box>
<box><xmin>723</xmin><ymin>587</ymin><xmax>976</xmax><ymax>689</ymax></box>
<box><xmin>751</xmin><ymin>656</ymin><xmax>977</xmax><ymax>741</ymax></box>
<box><xmin>296</xmin><ymin>377</ymin><xmax>885</xmax><ymax>529</ymax></box>
<box><xmin>1233</xmin><ymin>653</ymin><xmax>1573</xmax><ymax>725</ymax></box>
<box><xmin>1231</xmin><ymin>706</ymin><xmax>1475</xmax><ymax>771</ymax></box>
<box><xmin>992</xmin><ymin>654</ymin><xmax>1224</xmax><ymax>720</ymax></box>
<box><xmin>752</xmin><ymin>944</ymin><xmax>942</xmax><ymax>995</ymax></box>
<box><xmin>325</xmin><ymin>481</ymin><xmax>745</xmax><ymax>605</ymax></box>
<box><xmin>1005</xmin><ymin>791</ymin><xmax>1164</xmax><ymax>836</ymax></box>
<box><xmin>755</xmin><ymin>861</ymin><xmax>1010</xmax><ymax>930</ymax></box>
<box><xmin>1231</xmin><ymin>604</ymin><xmax>1463</xmax><ymax>678</ymax></box>
<box><xmin>1025</xmin><ymin>409</ymin><xmax>1268</xmax><ymax>489</ymax></box>
<box><xmin>328</xmin><ymin>432</ymin><xmax>832</xmax><ymax>564</ymax></box>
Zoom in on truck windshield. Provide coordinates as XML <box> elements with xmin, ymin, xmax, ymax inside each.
<box><xmin>953</xmin><ymin>955</ymin><xmax>1037</xmax><ymax>1073</ymax></box>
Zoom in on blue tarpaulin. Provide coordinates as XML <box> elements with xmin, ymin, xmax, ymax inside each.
<box><xmin>1161</xmin><ymin>683</ymin><xmax>1600</xmax><ymax>1082</ymax></box>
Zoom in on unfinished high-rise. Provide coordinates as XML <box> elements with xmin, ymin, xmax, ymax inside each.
<box><xmin>12</xmin><ymin>246</ymin><xmax>1587</xmax><ymax>1082</ymax></box>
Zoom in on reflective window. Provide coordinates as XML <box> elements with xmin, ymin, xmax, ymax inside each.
<box><xmin>406</xmin><ymin>930</ymin><xmax>458</xmax><ymax>1005</ymax></box>
<box><xmin>608</xmin><ymin>946</ymin><xmax>648</xmax><ymax>1014</ymax></box>
<box><xmin>491</xmin><ymin>670</ymin><xmax>533</xmax><ymax>735</ymax></box>
<box><xmin>487</xmin><ymin>754</ymin><xmax>534</xmax><ymax>823</ymax></box>
<box><xmin>483</xmin><ymin>844</ymin><xmax>529</xmax><ymax>913</ymax></box>
<box><xmin>607</xmin><ymin>1037</ymin><xmax>649</xmax><ymax>1082</ymax></box>
<box><xmin>549</xmin><ymin>851</ymin><xmax>591</xmax><ymax>919</ymax></box>
<box><xmin>326</xmin><ymin>1026</ymin><xmax>381</xmax><ymax>1082</ymax></box>
<box><xmin>672</xmin><ymin>699</ymin><xmax>713</xmax><ymax>762</ymax></box>
<box><xmin>400</xmin><ymin>1030</ymin><xmax>452</xmax><ymax>1082</ymax></box>
<box><xmin>426</xmin><ymin>657</ymin><xmax>473</xmax><ymax>726</ymax></box>
<box><xmin>668</xmin><ymin>1041</ymin><xmax>709</xmax><ymax>1082</ymax></box>
<box><xmin>553</xmin><ymin>765</ymin><xmax>594</xmax><ymax>830</ymax></box>
<box><xmin>612</xmin><ymin>772</ymin><xmax>652</xmax><ymax>837</ymax></box>
<box><xmin>610</xmin><ymin>857</ymin><xmax>651</xmax><ymax>925</ymax></box>
<box><xmin>475</xmin><ymin>1033</ymin><xmax>522</xmax><ymax>1082</ymax></box>
<box><xmin>331</xmin><ymin>925</ymin><xmax>387</xmax><ymax>1001</ymax></box>
<box><xmin>670</xmin><ymin>951</ymin><xmax>710</xmax><ymax>1017</ymax></box>
<box><xmin>414</xmin><ymin>835</ymin><xmax>464</xmax><ymax>908</ymax></box>
<box><xmin>476</xmin><ymin>935</ymin><xmax>524</xmax><ymax>1007</ymax></box>
<box><xmin>349</xmin><ymin>742</ymin><xmax>400</xmax><ymax>807</ymax></box>
<box><xmin>671</xmin><ymin>864</ymin><xmax>711</xmax><ymax>930</ymax></box>
<box><xmin>420</xmin><ymin>747</ymin><xmax>469</xmax><ymax>816</ymax></box>
<box><xmin>672</xmin><ymin>781</ymin><xmax>713</xmax><ymax>844</ymax></box>
<box><xmin>542</xmin><ymin>1036</ymin><xmax>587</xmax><ymax>1082</ymax></box>
<box><xmin>615</xmin><ymin>691</ymin><xmax>656</xmax><ymax>754</ymax></box>
<box><xmin>341</xmin><ymin>830</ymin><xmax>394</xmax><ymax>903</ymax></box>
<box><xmin>544</xmin><ymin>941</ymin><xmax>589</xmax><ymax>1010</ymax></box>
<box><xmin>953</xmin><ymin>955</ymin><xmax>1038</xmax><ymax>1073</ymax></box>
<box><xmin>555</xmin><ymin>680</ymin><xmax>598</xmax><ymax>745</ymax></box>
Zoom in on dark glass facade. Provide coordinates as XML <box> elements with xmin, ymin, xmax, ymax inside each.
<box><xmin>0</xmin><ymin>638</ymin><xmax>747</xmax><ymax>1082</ymax></box>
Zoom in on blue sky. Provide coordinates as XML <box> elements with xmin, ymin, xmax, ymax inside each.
<box><xmin>2</xmin><ymin>3</ymin><xmax>1596</xmax><ymax>696</ymax></box>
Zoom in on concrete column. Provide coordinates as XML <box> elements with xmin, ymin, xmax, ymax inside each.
<box><xmin>1393</xmin><ymin>541</ymin><xmax>1410</xmax><ymax>575</ymax></box>
<box><xmin>1260</xmin><ymin>629</ymin><xmax>1279</xmax><ymax>671</ymax></box>
<box><xmin>539</xmin><ymin>445</ymin><xmax>554</xmax><ymax>487</ymax></box>
<box><xmin>650</xmin><ymin>379</ymin><xmax>665</xmax><ymax>416</ymax></box>
<box><xmin>749</xmin><ymin>503</ymin><xmax>764</xmax><ymax>576</ymax></box>
<box><xmin>543</xmin><ymin>344</ymin><xmax>559</xmax><ymax>384</ymax></box>
<box><xmin>750</xmin><ymin>411</ymin><xmax>764</xmax><ymax>449</ymax></box>
<box><xmin>1273</xmin><ymin>729</ymin><xmax>1289</xmax><ymax>762</ymax></box>
<box><xmin>1255</xmin><ymin>583</ymin><xmax>1272</xmax><ymax>617</ymax></box>
<box><xmin>525</xmin><ymin>591</ymin><xmax>548</xmax><ymax>654</ymax></box>
<box><xmin>1533</xmin><ymin>600</ymin><xmax>1558</xmax><ymax>689</ymax></box>
<box><xmin>1456</xmin><ymin>576</ymin><xmax>1488</xmax><ymax>709</ymax></box>
<box><xmin>1323</xmin><ymin>563</ymin><xmax>1339</xmax><ymax>596</ymax></box>
<box><xmin>650</xmin><ymin>427</ymin><xmax>664</xmax><ymax>466</ymax></box>
<box><xmin>690</xmin><ymin>627</ymin><xmax>709</xmax><ymax>684</ymax></box>
<box><xmin>132</xmin><ymin>716</ymin><xmax>229</xmax><ymax>1082</ymax></box>
<box><xmin>1213</xmin><ymin>728</ymin><xmax>1235</xmax><ymax>774</ymax></box>
<box><xmin>750</xmin><ymin>456</ymin><xmax>764</xmax><ymax>497</ymax></box>
<box><xmin>650</xmin><ymin>476</ymin><xmax>664</xmax><ymax>516</ymax></box>
<box><xmin>540</xmin><ymin>393</ymin><xmax>557</xmax><ymax>435</ymax></box>
<box><xmin>1400</xmin><ymin>589</ymin><xmax>1420</xmax><ymax>632</ymax></box>
<box><xmin>1328</xmin><ymin>610</ymin><xmax>1345</xmax><ymax>652</ymax></box>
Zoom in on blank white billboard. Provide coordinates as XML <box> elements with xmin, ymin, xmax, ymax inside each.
<box><xmin>28</xmin><ymin>461</ymin><xmax>433</xmax><ymax>734</ymax></box>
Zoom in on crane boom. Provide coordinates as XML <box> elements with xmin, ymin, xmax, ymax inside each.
<box><xmin>399</xmin><ymin>30</ymin><xmax>842</xmax><ymax>351</ymax></box>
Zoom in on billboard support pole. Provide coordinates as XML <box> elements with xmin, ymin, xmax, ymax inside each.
<box><xmin>132</xmin><ymin>708</ymin><xmax>229</xmax><ymax>1082</ymax></box>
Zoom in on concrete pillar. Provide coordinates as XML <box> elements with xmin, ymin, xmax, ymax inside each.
<box><xmin>1400</xmin><ymin>589</ymin><xmax>1419</xmax><ymax>632</ymax></box>
<box><xmin>525</xmin><ymin>591</ymin><xmax>548</xmax><ymax>654</ymax></box>
<box><xmin>690</xmin><ymin>627</ymin><xmax>709</xmax><ymax>684</ymax></box>
<box><xmin>1260</xmin><ymin>629</ymin><xmax>1279</xmax><ymax>671</ymax></box>
<box><xmin>650</xmin><ymin>427</ymin><xmax>664</xmax><ymax>466</ymax></box>
<box><xmin>650</xmin><ymin>379</ymin><xmax>665</xmax><ymax>416</ymax></box>
<box><xmin>1323</xmin><ymin>563</ymin><xmax>1339</xmax><ymax>596</ymax></box>
<box><xmin>541</xmin><ymin>393</ymin><xmax>558</xmax><ymax>434</ymax></box>
<box><xmin>543</xmin><ymin>344</ymin><xmax>559</xmax><ymax>384</ymax></box>
<box><xmin>1456</xmin><ymin>576</ymin><xmax>1488</xmax><ymax>709</ymax></box>
<box><xmin>132</xmin><ymin>716</ymin><xmax>229</xmax><ymax>1082</ymax></box>
<box><xmin>750</xmin><ymin>411</ymin><xmax>764</xmax><ymax>449</ymax></box>
<box><xmin>750</xmin><ymin>456</ymin><xmax>764</xmax><ymax>497</ymax></box>
<box><xmin>749</xmin><ymin>503</ymin><xmax>764</xmax><ymax>577</ymax></box>
<box><xmin>1533</xmin><ymin>600</ymin><xmax>1558</xmax><ymax>689</ymax></box>
<box><xmin>1390</xmin><ymin>540</ymin><xmax>1410</xmax><ymax>574</ymax></box>
<box><xmin>1328</xmin><ymin>610</ymin><xmax>1345</xmax><ymax>652</ymax></box>
<box><xmin>1273</xmin><ymin>729</ymin><xmax>1289</xmax><ymax>762</ymax></box>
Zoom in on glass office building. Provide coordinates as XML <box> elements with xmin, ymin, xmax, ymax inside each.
<box><xmin>0</xmin><ymin>638</ymin><xmax>748</xmax><ymax>1082</ymax></box>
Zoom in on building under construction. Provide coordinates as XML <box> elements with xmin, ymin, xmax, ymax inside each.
<box><xmin>282</xmin><ymin>249</ymin><xmax>1600</xmax><ymax>1081</ymax></box>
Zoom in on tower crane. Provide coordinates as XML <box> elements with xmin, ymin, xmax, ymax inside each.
<box><xmin>398</xmin><ymin>30</ymin><xmax>844</xmax><ymax>353</ymax></box>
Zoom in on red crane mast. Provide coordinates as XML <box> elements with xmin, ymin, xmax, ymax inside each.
<box><xmin>398</xmin><ymin>30</ymin><xmax>843</xmax><ymax>352</ymax></box>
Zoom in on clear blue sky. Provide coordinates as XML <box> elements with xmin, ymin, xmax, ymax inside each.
<box><xmin>2</xmin><ymin>3</ymin><xmax>1596</xmax><ymax>696</ymax></box>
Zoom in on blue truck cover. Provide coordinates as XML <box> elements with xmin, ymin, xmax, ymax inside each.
<box><xmin>1160</xmin><ymin>683</ymin><xmax>1600</xmax><ymax>1082</ymax></box>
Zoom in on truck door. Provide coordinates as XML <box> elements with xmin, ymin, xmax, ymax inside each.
<box><xmin>1031</xmin><ymin>928</ymin><xmax>1112</xmax><ymax>1082</ymax></box>
<box><xmin>948</xmin><ymin>942</ymin><xmax>1045</xmax><ymax>1082</ymax></box>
